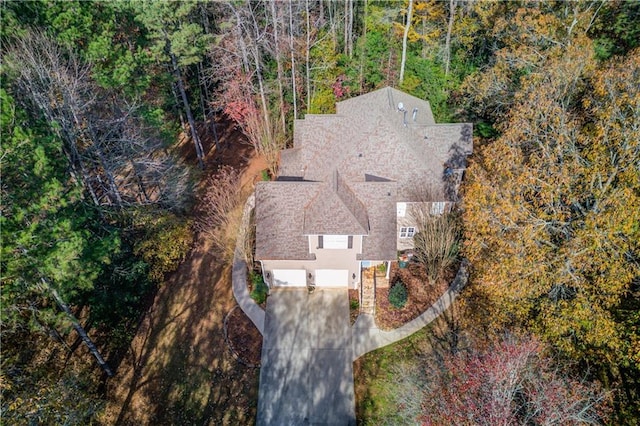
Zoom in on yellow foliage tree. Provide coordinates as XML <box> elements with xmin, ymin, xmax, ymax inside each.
<box><xmin>462</xmin><ymin>2</ymin><xmax>603</xmax><ymax>122</ymax></box>
<box><xmin>462</xmin><ymin>31</ymin><xmax>639</xmax><ymax>406</ymax></box>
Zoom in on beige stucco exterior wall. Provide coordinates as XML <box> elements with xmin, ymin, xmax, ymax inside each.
<box><xmin>397</xmin><ymin>214</ymin><xmax>417</xmax><ymax>252</ymax></box>
<box><xmin>396</xmin><ymin>202</ymin><xmax>421</xmax><ymax>252</ymax></box>
<box><xmin>308</xmin><ymin>235</ymin><xmax>362</xmax><ymax>287</ymax></box>
<box><xmin>396</xmin><ymin>201</ymin><xmax>453</xmax><ymax>252</ymax></box>
<box><xmin>261</xmin><ymin>235</ymin><xmax>363</xmax><ymax>288</ymax></box>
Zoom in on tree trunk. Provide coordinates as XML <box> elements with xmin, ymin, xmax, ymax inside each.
<box><xmin>359</xmin><ymin>0</ymin><xmax>368</xmax><ymax>92</ymax></box>
<box><xmin>210</xmin><ymin>109</ymin><xmax>220</xmax><ymax>151</ymax></box>
<box><xmin>67</xmin><ymin>93</ymin><xmax>123</xmax><ymax>207</ymax></box>
<box><xmin>344</xmin><ymin>0</ymin><xmax>354</xmax><ymax>57</ymax></box>
<box><xmin>248</xmin><ymin>1</ymin><xmax>273</xmax><ymax>144</ymax></box>
<box><xmin>399</xmin><ymin>0</ymin><xmax>414</xmax><ymax>84</ymax></box>
<box><xmin>270</xmin><ymin>0</ymin><xmax>287</xmax><ymax>135</ymax></box>
<box><xmin>305</xmin><ymin>0</ymin><xmax>311</xmax><ymax>112</ymax></box>
<box><xmin>328</xmin><ymin>0</ymin><xmax>337</xmax><ymax>47</ymax></box>
<box><xmin>170</xmin><ymin>51</ymin><xmax>205</xmax><ymax>170</ymax></box>
<box><xmin>199</xmin><ymin>2</ymin><xmax>213</xmax><ymax>36</ymax></box>
<box><xmin>344</xmin><ymin>0</ymin><xmax>348</xmax><ymax>55</ymax></box>
<box><xmin>46</xmin><ymin>282</ymin><xmax>114</xmax><ymax>377</ymax></box>
<box><xmin>231</xmin><ymin>5</ymin><xmax>251</xmax><ymax>73</ymax></box>
<box><xmin>347</xmin><ymin>0</ymin><xmax>354</xmax><ymax>58</ymax></box>
<box><xmin>444</xmin><ymin>0</ymin><xmax>457</xmax><ymax>77</ymax></box>
<box><xmin>171</xmin><ymin>82</ymin><xmax>186</xmax><ymax>129</ymax></box>
<box><xmin>197</xmin><ymin>3</ymin><xmax>220</xmax><ymax>152</ymax></box>
<box><xmin>93</xmin><ymin>144</ymin><xmax>123</xmax><ymax>207</ymax></box>
<box><xmin>289</xmin><ymin>0</ymin><xmax>298</xmax><ymax>120</ymax></box>
<box><xmin>60</xmin><ymin>141</ymin><xmax>101</xmax><ymax>207</ymax></box>
<box><xmin>130</xmin><ymin>159</ymin><xmax>150</xmax><ymax>203</ymax></box>
<box><xmin>197</xmin><ymin>62</ymin><xmax>219</xmax><ymax>152</ymax></box>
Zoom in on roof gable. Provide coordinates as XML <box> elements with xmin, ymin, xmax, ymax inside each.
<box><xmin>336</xmin><ymin>86</ymin><xmax>435</xmax><ymax>125</ymax></box>
<box><xmin>303</xmin><ymin>171</ymin><xmax>369</xmax><ymax>235</ymax></box>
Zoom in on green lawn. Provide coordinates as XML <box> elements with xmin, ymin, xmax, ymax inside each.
<box><xmin>354</xmin><ymin>326</ymin><xmax>436</xmax><ymax>425</ymax></box>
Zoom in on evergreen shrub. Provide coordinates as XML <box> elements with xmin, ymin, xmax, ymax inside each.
<box><xmin>388</xmin><ymin>281</ymin><xmax>408</xmax><ymax>309</ymax></box>
<box><xmin>249</xmin><ymin>271</ymin><xmax>269</xmax><ymax>304</ymax></box>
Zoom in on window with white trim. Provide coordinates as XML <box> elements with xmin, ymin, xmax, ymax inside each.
<box><xmin>399</xmin><ymin>227</ymin><xmax>416</xmax><ymax>238</ymax></box>
<box><xmin>431</xmin><ymin>202</ymin><xmax>446</xmax><ymax>215</ymax></box>
<box><xmin>321</xmin><ymin>235</ymin><xmax>349</xmax><ymax>249</ymax></box>
<box><xmin>396</xmin><ymin>202</ymin><xmax>407</xmax><ymax>217</ymax></box>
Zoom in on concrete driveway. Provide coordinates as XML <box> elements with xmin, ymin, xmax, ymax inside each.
<box><xmin>257</xmin><ymin>288</ymin><xmax>355</xmax><ymax>425</ymax></box>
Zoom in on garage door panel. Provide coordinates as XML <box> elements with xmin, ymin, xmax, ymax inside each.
<box><xmin>315</xmin><ymin>269</ymin><xmax>348</xmax><ymax>287</ymax></box>
<box><xmin>272</xmin><ymin>269</ymin><xmax>307</xmax><ymax>287</ymax></box>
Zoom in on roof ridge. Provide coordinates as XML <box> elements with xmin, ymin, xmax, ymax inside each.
<box><xmin>336</xmin><ymin>172</ymin><xmax>369</xmax><ymax>233</ymax></box>
<box><xmin>302</xmin><ymin>175</ymin><xmax>368</xmax><ymax>235</ymax></box>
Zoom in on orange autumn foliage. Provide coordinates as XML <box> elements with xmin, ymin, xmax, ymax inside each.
<box><xmin>462</xmin><ymin>32</ymin><xmax>639</xmax><ymax>375</ymax></box>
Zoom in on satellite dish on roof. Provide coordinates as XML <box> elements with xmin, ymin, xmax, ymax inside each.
<box><xmin>398</xmin><ymin>102</ymin><xmax>404</xmax><ymax>111</ymax></box>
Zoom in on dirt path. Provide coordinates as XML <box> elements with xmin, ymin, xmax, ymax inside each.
<box><xmin>102</xmin><ymin>125</ymin><xmax>266</xmax><ymax>425</ymax></box>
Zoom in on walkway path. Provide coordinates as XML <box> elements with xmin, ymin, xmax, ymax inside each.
<box><xmin>352</xmin><ymin>259</ymin><xmax>469</xmax><ymax>360</ymax></box>
<box><xmin>231</xmin><ymin>194</ymin><xmax>265</xmax><ymax>335</ymax></box>
<box><xmin>360</xmin><ymin>267</ymin><xmax>376</xmax><ymax>315</ymax></box>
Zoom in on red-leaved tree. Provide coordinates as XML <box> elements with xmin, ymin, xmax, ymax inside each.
<box><xmin>420</xmin><ymin>336</ymin><xmax>610</xmax><ymax>425</ymax></box>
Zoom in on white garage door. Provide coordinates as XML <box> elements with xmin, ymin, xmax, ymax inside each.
<box><xmin>272</xmin><ymin>269</ymin><xmax>307</xmax><ymax>287</ymax></box>
<box><xmin>315</xmin><ymin>269</ymin><xmax>349</xmax><ymax>287</ymax></box>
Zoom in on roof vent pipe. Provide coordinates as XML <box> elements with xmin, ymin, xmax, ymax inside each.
<box><xmin>403</xmin><ymin>110</ymin><xmax>407</xmax><ymax>126</ymax></box>
<box><xmin>412</xmin><ymin>107</ymin><xmax>418</xmax><ymax>122</ymax></box>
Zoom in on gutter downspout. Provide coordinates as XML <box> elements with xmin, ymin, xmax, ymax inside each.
<box><xmin>259</xmin><ymin>260</ymin><xmax>270</xmax><ymax>292</ymax></box>
<box><xmin>359</xmin><ymin>261</ymin><xmax>363</xmax><ymax>308</ymax></box>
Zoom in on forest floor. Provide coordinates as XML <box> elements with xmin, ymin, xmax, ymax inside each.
<box><xmin>101</xmin><ymin>119</ymin><xmax>267</xmax><ymax>425</ymax></box>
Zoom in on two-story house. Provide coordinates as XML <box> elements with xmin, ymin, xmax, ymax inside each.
<box><xmin>254</xmin><ymin>87</ymin><xmax>472</xmax><ymax>289</ymax></box>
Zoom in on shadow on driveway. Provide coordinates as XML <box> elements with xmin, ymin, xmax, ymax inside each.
<box><xmin>257</xmin><ymin>289</ymin><xmax>355</xmax><ymax>425</ymax></box>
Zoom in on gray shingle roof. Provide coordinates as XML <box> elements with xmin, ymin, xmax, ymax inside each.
<box><xmin>303</xmin><ymin>185</ymin><xmax>365</xmax><ymax>235</ymax></box>
<box><xmin>352</xmin><ymin>181</ymin><xmax>398</xmax><ymax>260</ymax></box>
<box><xmin>254</xmin><ymin>181</ymin><xmax>319</xmax><ymax>260</ymax></box>
<box><xmin>255</xmin><ymin>86</ymin><xmax>472</xmax><ymax>261</ymax></box>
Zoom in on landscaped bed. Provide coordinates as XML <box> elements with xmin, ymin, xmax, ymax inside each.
<box><xmin>374</xmin><ymin>261</ymin><xmax>457</xmax><ymax>330</ymax></box>
<box><xmin>248</xmin><ymin>268</ymin><xmax>269</xmax><ymax>308</ymax></box>
<box><xmin>348</xmin><ymin>289</ymin><xmax>359</xmax><ymax>325</ymax></box>
<box><xmin>225</xmin><ymin>306</ymin><xmax>262</xmax><ymax>367</ymax></box>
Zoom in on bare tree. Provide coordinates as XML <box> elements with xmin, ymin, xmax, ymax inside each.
<box><xmin>444</xmin><ymin>0</ymin><xmax>457</xmax><ymax>77</ymax></box>
<box><xmin>344</xmin><ymin>0</ymin><xmax>354</xmax><ymax>57</ymax></box>
<box><xmin>209</xmin><ymin>1</ymin><xmax>288</xmax><ymax>175</ymax></box>
<box><xmin>195</xmin><ymin>166</ymin><xmax>244</xmax><ymax>261</ymax></box>
<box><xmin>421</xmin><ymin>336</ymin><xmax>610</xmax><ymax>425</ymax></box>
<box><xmin>269</xmin><ymin>0</ymin><xmax>287</xmax><ymax>134</ymax></box>
<box><xmin>6</xmin><ymin>30</ymin><xmax>192</xmax><ymax>211</ymax></box>
<box><xmin>412</xmin><ymin>207</ymin><xmax>460</xmax><ymax>285</ymax></box>
<box><xmin>40</xmin><ymin>279</ymin><xmax>113</xmax><ymax>377</ymax></box>
<box><xmin>399</xmin><ymin>0</ymin><xmax>414</xmax><ymax>84</ymax></box>
<box><xmin>6</xmin><ymin>31</ymin><xmax>122</xmax><ymax>207</ymax></box>
<box><xmin>246</xmin><ymin>1</ymin><xmax>273</xmax><ymax>143</ymax></box>
<box><xmin>288</xmin><ymin>0</ymin><xmax>299</xmax><ymax>120</ymax></box>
